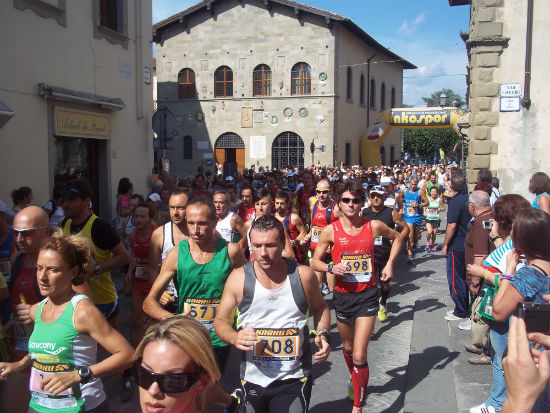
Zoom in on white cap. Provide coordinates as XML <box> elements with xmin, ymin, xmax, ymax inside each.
<box><xmin>148</xmin><ymin>193</ymin><xmax>161</xmax><ymax>202</ymax></box>
<box><xmin>225</xmin><ymin>176</ymin><xmax>234</xmax><ymax>181</ymax></box>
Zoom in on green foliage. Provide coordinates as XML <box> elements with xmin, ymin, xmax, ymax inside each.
<box><xmin>403</xmin><ymin>127</ymin><xmax>459</xmax><ymax>160</ymax></box>
<box><xmin>423</xmin><ymin>88</ymin><xmax>466</xmax><ymax>108</ymax></box>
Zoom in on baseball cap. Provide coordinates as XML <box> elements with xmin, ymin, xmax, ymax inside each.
<box><xmin>287</xmin><ymin>171</ymin><xmax>295</xmax><ymax>177</ymax></box>
<box><xmin>147</xmin><ymin>193</ymin><xmax>161</xmax><ymax>202</ymax></box>
<box><xmin>225</xmin><ymin>176</ymin><xmax>234</xmax><ymax>181</ymax></box>
<box><xmin>370</xmin><ymin>185</ymin><xmax>386</xmax><ymax>195</ymax></box>
<box><xmin>63</xmin><ymin>179</ymin><xmax>92</xmax><ymax>199</ymax></box>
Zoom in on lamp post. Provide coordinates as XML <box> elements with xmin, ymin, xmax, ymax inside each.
<box><xmin>439</xmin><ymin>92</ymin><xmax>447</xmax><ymax>107</ymax></box>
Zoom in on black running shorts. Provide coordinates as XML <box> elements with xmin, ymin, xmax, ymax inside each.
<box><xmin>333</xmin><ymin>288</ymin><xmax>380</xmax><ymax>324</ymax></box>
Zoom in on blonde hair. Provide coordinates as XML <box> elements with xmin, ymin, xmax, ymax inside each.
<box><xmin>136</xmin><ymin>316</ymin><xmax>221</xmax><ymax>383</ymax></box>
<box><xmin>40</xmin><ymin>230</ymin><xmax>95</xmax><ymax>285</ymax></box>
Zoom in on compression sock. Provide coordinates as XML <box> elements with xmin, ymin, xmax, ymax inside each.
<box><xmin>380</xmin><ymin>288</ymin><xmax>390</xmax><ymax>306</ymax></box>
<box><xmin>343</xmin><ymin>350</ymin><xmax>354</xmax><ymax>374</ymax></box>
<box><xmin>351</xmin><ymin>362</ymin><xmax>370</xmax><ymax>408</ymax></box>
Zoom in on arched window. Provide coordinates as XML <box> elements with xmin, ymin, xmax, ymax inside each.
<box><xmin>183</xmin><ymin>136</ymin><xmax>192</xmax><ymax>159</ymax></box>
<box><xmin>178</xmin><ymin>69</ymin><xmax>196</xmax><ymax>99</ymax></box>
<box><xmin>272</xmin><ymin>132</ymin><xmax>305</xmax><ymax>169</ymax></box>
<box><xmin>291</xmin><ymin>62</ymin><xmax>311</xmax><ymax>95</ymax></box>
<box><xmin>253</xmin><ymin>64</ymin><xmax>271</xmax><ymax>96</ymax></box>
<box><xmin>214</xmin><ymin>66</ymin><xmax>233</xmax><ymax>98</ymax></box>
<box><xmin>370</xmin><ymin>78</ymin><xmax>376</xmax><ymax>108</ymax></box>
<box><xmin>381</xmin><ymin>83</ymin><xmax>386</xmax><ymax>110</ymax></box>
<box><xmin>346</xmin><ymin>67</ymin><xmax>352</xmax><ymax>100</ymax></box>
<box><xmin>391</xmin><ymin>87</ymin><xmax>396</xmax><ymax>108</ymax></box>
<box><xmin>359</xmin><ymin>74</ymin><xmax>365</xmax><ymax>105</ymax></box>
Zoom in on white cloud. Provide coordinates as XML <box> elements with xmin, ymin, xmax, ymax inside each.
<box><xmin>397</xmin><ymin>12</ymin><xmax>427</xmax><ymax>36</ymax></box>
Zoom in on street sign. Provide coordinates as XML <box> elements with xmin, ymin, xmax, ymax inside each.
<box><xmin>500</xmin><ymin>97</ymin><xmax>521</xmax><ymax>112</ymax></box>
<box><xmin>499</xmin><ymin>84</ymin><xmax>522</xmax><ymax>97</ymax></box>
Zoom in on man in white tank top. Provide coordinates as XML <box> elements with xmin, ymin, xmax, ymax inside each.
<box><xmin>213</xmin><ymin>190</ymin><xmax>246</xmax><ymax>248</ymax></box>
<box><xmin>215</xmin><ymin>215</ymin><xmax>330</xmax><ymax>413</ymax></box>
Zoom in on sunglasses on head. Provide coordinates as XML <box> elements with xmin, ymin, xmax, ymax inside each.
<box><xmin>133</xmin><ymin>359</ymin><xmax>201</xmax><ymax>394</ymax></box>
<box><xmin>316</xmin><ymin>189</ymin><xmax>330</xmax><ymax>194</ymax></box>
<box><xmin>340</xmin><ymin>197</ymin><xmax>362</xmax><ymax>205</ymax></box>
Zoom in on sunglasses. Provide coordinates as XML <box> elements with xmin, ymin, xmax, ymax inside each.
<box><xmin>340</xmin><ymin>197</ymin><xmax>362</xmax><ymax>205</ymax></box>
<box><xmin>133</xmin><ymin>359</ymin><xmax>201</xmax><ymax>394</ymax></box>
<box><xmin>316</xmin><ymin>189</ymin><xmax>330</xmax><ymax>194</ymax></box>
<box><xmin>369</xmin><ymin>193</ymin><xmax>384</xmax><ymax>198</ymax></box>
<box><xmin>12</xmin><ymin>226</ymin><xmax>49</xmax><ymax>238</ymax></box>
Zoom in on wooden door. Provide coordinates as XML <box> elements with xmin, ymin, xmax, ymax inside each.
<box><xmin>215</xmin><ymin>148</ymin><xmax>225</xmax><ymax>165</ymax></box>
<box><xmin>236</xmin><ymin>148</ymin><xmax>245</xmax><ymax>174</ymax></box>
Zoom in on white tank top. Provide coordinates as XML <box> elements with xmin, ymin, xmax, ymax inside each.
<box><xmin>161</xmin><ymin>222</ymin><xmax>174</xmax><ymax>262</ymax></box>
<box><xmin>216</xmin><ymin>212</ymin><xmax>238</xmax><ymax>243</ymax></box>
<box><xmin>237</xmin><ymin>260</ymin><xmax>311</xmax><ymax>387</ymax></box>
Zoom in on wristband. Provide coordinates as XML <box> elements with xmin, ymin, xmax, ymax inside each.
<box><xmin>500</xmin><ymin>274</ymin><xmax>513</xmax><ymax>281</ymax></box>
<box><xmin>483</xmin><ymin>270</ymin><xmax>490</xmax><ymax>281</ymax></box>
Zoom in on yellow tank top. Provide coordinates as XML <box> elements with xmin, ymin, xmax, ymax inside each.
<box><xmin>63</xmin><ymin>215</ymin><xmax>116</xmax><ymax>304</ymax></box>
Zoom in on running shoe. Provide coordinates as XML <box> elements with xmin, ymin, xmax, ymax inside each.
<box><xmin>431</xmin><ymin>245</ymin><xmax>437</xmax><ymax>252</ymax></box>
<box><xmin>407</xmin><ymin>256</ymin><xmax>415</xmax><ymax>266</ymax></box>
<box><xmin>321</xmin><ymin>284</ymin><xmax>330</xmax><ymax>296</ymax></box>
<box><xmin>378</xmin><ymin>304</ymin><xmax>387</xmax><ymax>322</ymax></box>
<box><xmin>347</xmin><ymin>377</ymin><xmax>354</xmax><ymax>401</ymax></box>
<box><xmin>458</xmin><ymin>319</ymin><xmax>472</xmax><ymax>330</ymax></box>
<box><xmin>469</xmin><ymin>402</ymin><xmax>497</xmax><ymax>413</ymax></box>
<box><xmin>425</xmin><ymin>243</ymin><xmax>431</xmax><ymax>252</ymax></box>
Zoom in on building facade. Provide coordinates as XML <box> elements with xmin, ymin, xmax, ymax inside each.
<box><xmin>0</xmin><ymin>0</ymin><xmax>154</xmax><ymax>219</ymax></box>
<box><xmin>450</xmin><ymin>0</ymin><xmax>550</xmax><ymax>195</ymax></box>
<box><xmin>153</xmin><ymin>0</ymin><xmax>414</xmax><ymax>178</ymax></box>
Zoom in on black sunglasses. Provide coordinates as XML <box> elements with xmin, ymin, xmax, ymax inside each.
<box><xmin>340</xmin><ymin>197</ymin><xmax>362</xmax><ymax>205</ymax></box>
<box><xmin>133</xmin><ymin>359</ymin><xmax>201</xmax><ymax>393</ymax></box>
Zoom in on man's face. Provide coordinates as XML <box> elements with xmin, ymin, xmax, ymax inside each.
<box><xmin>213</xmin><ymin>194</ymin><xmax>229</xmax><ymax>218</ymax></box>
<box><xmin>315</xmin><ymin>181</ymin><xmax>330</xmax><ymax>202</ymax></box>
<box><xmin>369</xmin><ymin>191</ymin><xmax>386</xmax><ymax>208</ymax></box>
<box><xmin>62</xmin><ymin>196</ymin><xmax>89</xmax><ymax>219</ymax></box>
<box><xmin>302</xmin><ymin>173</ymin><xmax>313</xmax><ymax>187</ymax></box>
<box><xmin>430</xmin><ymin>174</ymin><xmax>437</xmax><ymax>184</ymax></box>
<box><xmin>274</xmin><ymin>198</ymin><xmax>289</xmax><ymax>216</ymax></box>
<box><xmin>186</xmin><ymin>205</ymin><xmax>215</xmax><ymax>245</ymax></box>
<box><xmin>254</xmin><ymin>197</ymin><xmax>272</xmax><ymax>218</ymax></box>
<box><xmin>129</xmin><ymin>197</ymin><xmax>140</xmax><ymax>213</ymax></box>
<box><xmin>241</xmin><ymin>189</ymin><xmax>253</xmax><ymax>207</ymax></box>
<box><xmin>409</xmin><ymin>180</ymin><xmax>418</xmax><ymax>191</ymax></box>
<box><xmin>338</xmin><ymin>191</ymin><xmax>362</xmax><ymax>218</ymax></box>
<box><xmin>12</xmin><ymin>215</ymin><xmax>49</xmax><ymax>255</ymax></box>
<box><xmin>133</xmin><ymin>206</ymin><xmax>151</xmax><ymax>230</ymax></box>
<box><xmin>169</xmin><ymin>194</ymin><xmax>189</xmax><ymax>225</ymax></box>
<box><xmin>250</xmin><ymin>228</ymin><xmax>284</xmax><ymax>270</ymax></box>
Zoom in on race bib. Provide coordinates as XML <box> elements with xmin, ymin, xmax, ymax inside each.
<box><xmin>374</xmin><ymin>236</ymin><xmax>383</xmax><ymax>246</ymax></box>
<box><xmin>426</xmin><ymin>208</ymin><xmax>439</xmax><ymax>219</ymax></box>
<box><xmin>134</xmin><ymin>265</ymin><xmax>149</xmax><ymax>281</ymax></box>
<box><xmin>341</xmin><ymin>253</ymin><xmax>373</xmax><ymax>283</ymax></box>
<box><xmin>30</xmin><ymin>362</ymin><xmax>78</xmax><ymax>409</ymax></box>
<box><xmin>253</xmin><ymin>328</ymin><xmax>301</xmax><ymax>372</ymax></box>
<box><xmin>311</xmin><ymin>226</ymin><xmax>323</xmax><ymax>244</ymax></box>
<box><xmin>406</xmin><ymin>206</ymin><xmax>418</xmax><ymax>216</ymax></box>
<box><xmin>183</xmin><ymin>298</ymin><xmax>220</xmax><ymax>330</ymax></box>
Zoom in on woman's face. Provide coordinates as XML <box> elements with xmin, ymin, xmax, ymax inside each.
<box><xmin>139</xmin><ymin>340</ymin><xmax>206</xmax><ymax>413</ymax></box>
<box><xmin>36</xmin><ymin>249</ymin><xmax>76</xmax><ymax>298</ymax></box>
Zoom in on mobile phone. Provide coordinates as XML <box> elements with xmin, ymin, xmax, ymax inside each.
<box><xmin>482</xmin><ymin>220</ymin><xmax>493</xmax><ymax>230</ymax></box>
<box><xmin>514</xmin><ymin>302</ymin><xmax>550</xmax><ymax>335</ymax></box>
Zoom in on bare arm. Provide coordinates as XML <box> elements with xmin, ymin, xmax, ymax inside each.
<box><xmin>147</xmin><ymin>226</ymin><xmax>164</xmax><ymax>282</ymax></box>
<box><xmin>143</xmin><ymin>247</ymin><xmax>179</xmax><ymax>320</ymax></box>
<box><xmin>97</xmin><ymin>242</ymin><xmax>131</xmax><ymax>274</ymax></box>
<box><xmin>392</xmin><ymin>210</ymin><xmax>410</xmax><ymax>241</ymax></box>
<box><xmin>227</xmin><ymin>242</ymin><xmax>247</xmax><ymax>269</ymax></box>
<box><xmin>231</xmin><ymin>214</ymin><xmax>248</xmax><ymax>249</ymax></box>
<box><xmin>310</xmin><ymin>225</ymin><xmax>334</xmax><ymax>273</ymax></box>
<box><xmin>371</xmin><ymin>220</ymin><xmax>403</xmax><ymax>282</ymax></box>
<box><xmin>282</xmin><ymin>228</ymin><xmax>295</xmax><ymax>259</ymax></box>
<box><xmin>537</xmin><ymin>193</ymin><xmax>550</xmax><ymax>215</ymax></box>
<box><xmin>291</xmin><ymin>213</ymin><xmax>307</xmax><ymax>242</ymax></box>
<box><xmin>442</xmin><ymin>223</ymin><xmax>457</xmax><ymax>257</ymax></box>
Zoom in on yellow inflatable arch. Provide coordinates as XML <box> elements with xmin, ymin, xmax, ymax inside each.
<box><xmin>360</xmin><ymin>107</ymin><xmax>467</xmax><ymax>167</ymax></box>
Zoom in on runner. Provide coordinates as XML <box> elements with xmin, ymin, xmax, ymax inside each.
<box><xmin>214</xmin><ymin>190</ymin><xmax>247</xmax><ymax>248</ymax></box>
<box><xmin>425</xmin><ymin>186</ymin><xmax>444</xmax><ymax>252</ymax></box>
<box><xmin>143</xmin><ymin>197</ymin><xmax>247</xmax><ymax>411</ymax></box>
<box><xmin>399</xmin><ymin>176</ymin><xmax>428</xmax><ymax>265</ymax></box>
<box><xmin>274</xmin><ymin>190</ymin><xmax>307</xmax><ymax>264</ymax></box>
<box><xmin>361</xmin><ymin>185</ymin><xmax>409</xmax><ymax>323</ymax></box>
<box><xmin>238</xmin><ymin>185</ymin><xmax>256</xmax><ymax>223</ymax></box>
<box><xmin>62</xmin><ymin>179</ymin><xmax>131</xmax><ymax>330</ymax></box>
<box><xmin>304</xmin><ymin>179</ymin><xmax>340</xmax><ymax>293</ymax></box>
<box><xmin>310</xmin><ymin>180</ymin><xmax>403</xmax><ymax>413</ymax></box>
<box><xmin>214</xmin><ymin>215</ymin><xmax>331</xmax><ymax>413</ymax></box>
<box><xmin>295</xmin><ymin>170</ymin><xmax>315</xmax><ymax>227</ymax></box>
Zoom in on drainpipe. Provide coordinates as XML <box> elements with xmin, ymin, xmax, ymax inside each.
<box><xmin>366</xmin><ymin>51</ymin><xmax>378</xmax><ymax>127</ymax></box>
<box><xmin>521</xmin><ymin>0</ymin><xmax>533</xmax><ymax>110</ymax></box>
<box><xmin>135</xmin><ymin>0</ymin><xmax>144</xmax><ymax>119</ymax></box>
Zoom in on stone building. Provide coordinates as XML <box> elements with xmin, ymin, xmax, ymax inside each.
<box><xmin>153</xmin><ymin>0</ymin><xmax>415</xmax><ymax>178</ymax></box>
<box><xmin>449</xmin><ymin>0</ymin><xmax>549</xmax><ymax>195</ymax></box>
<box><xmin>0</xmin><ymin>0</ymin><xmax>154</xmax><ymax>219</ymax></box>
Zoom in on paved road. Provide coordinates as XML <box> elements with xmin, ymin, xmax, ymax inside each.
<box><xmin>104</xmin><ymin>218</ymin><xmax>492</xmax><ymax>413</ymax></box>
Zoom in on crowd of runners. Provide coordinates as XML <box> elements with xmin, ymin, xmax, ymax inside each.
<box><xmin>0</xmin><ymin>162</ymin><xmax>549</xmax><ymax>413</ymax></box>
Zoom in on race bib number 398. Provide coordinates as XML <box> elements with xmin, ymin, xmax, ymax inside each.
<box><xmin>341</xmin><ymin>253</ymin><xmax>373</xmax><ymax>283</ymax></box>
<box><xmin>183</xmin><ymin>298</ymin><xmax>220</xmax><ymax>330</ymax></box>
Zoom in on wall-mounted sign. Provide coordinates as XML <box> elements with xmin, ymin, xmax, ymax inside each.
<box><xmin>500</xmin><ymin>97</ymin><xmax>521</xmax><ymax>112</ymax></box>
<box><xmin>250</xmin><ymin>136</ymin><xmax>266</xmax><ymax>158</ymax></box>
<box><xmin>55</xmin><ymin>107</ymin><xmax>110</xmax><ymax>139</ymax></box>
<box><xmin>144</xmin><ymin>66</ymin><xmax>151</xmax><ymax>84</ymax></box>
<box><xmin>500</xmin><ymin>83</ymin><xmax>522</xmax><ymax>97</ymax></box>
<box><xmin>241</xmin><ymin>107</ymin><xmax>253</xmax><ymax>128</ymax></box>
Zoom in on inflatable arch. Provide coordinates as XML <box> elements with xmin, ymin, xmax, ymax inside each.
<box><xmin>360</xmin><ymin>107</ymin><xmax>467</xmax><ymax>167</ymax></box>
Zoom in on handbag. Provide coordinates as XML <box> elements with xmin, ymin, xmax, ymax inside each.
<box><xmin>471</xmin><ymin>294</ymin><xmax>490</xmax><ymax>347</ymax></box>
<box><xmin>479</xmin><ymin>275</ymin><xmax>499</xmax><ymax>321</ymax></box>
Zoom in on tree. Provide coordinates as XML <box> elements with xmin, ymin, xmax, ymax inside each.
<box><xmin>422</xmin><ymin>88</ymin><xmax>466</xmax><ymax>108</ymax></box>
<box><xmin>403</xmin><ymin>88</ymin><xmax>465</xmax><ymax>161</ymax></box>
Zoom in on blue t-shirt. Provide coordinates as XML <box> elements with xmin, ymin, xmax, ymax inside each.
<box><xmin>511</xmin><ymin>266</ymin><xmax>550</xmax><ymax>303</ymax></box>
<box><xmin>447</xmin><ymin>190</ymin><xmax>471</xmax><ymax>252</ymax></box>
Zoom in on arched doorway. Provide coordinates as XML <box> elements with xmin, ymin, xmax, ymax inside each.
<box><xmin>272</xmin><ymin>132</ymin><xmax>304</xmax><ymax>169</ymax></box>
<box><xmin>214</xmin><ymin>132</ymin><xmax>245</xmax><ymax>177</ymax></box>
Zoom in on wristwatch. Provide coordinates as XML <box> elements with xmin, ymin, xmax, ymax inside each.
<box><xmin>316</xmin><ymin>330</ymin><xmax>330</xmax><ymax>341</ymax></box>
<box><xmin>94</xmin><ymin>264</ymin><xmax>102</xmax><ymax>275</ymax></box>
<box><xmin>327</xmin><ymin>263</ymin><xmax>334</xmax><ymax>274</ymax></box>
<box><xmin>471</xmin><ymin>281</ymin><xmax>480</xmax><ymax>287</ymax></box>
<box><xmin>77</xmin><ymin>366</ymin><xmax>93</xmax><ymax>384</ymax></box>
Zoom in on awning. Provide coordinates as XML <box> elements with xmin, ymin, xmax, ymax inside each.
<box><xmin>38</xmin><ymin>83</ymin><xmax>125</xmax><ymax>110</ymax></box>
<box><xmin>0</xmin><ymin>99</ymin><xmax>15</xmax><ymax>129</ymax></box>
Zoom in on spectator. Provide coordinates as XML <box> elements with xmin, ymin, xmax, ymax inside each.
<box><xmin>528</xmin><ymin>172</ymin><xmax>550</xmax><ymax>214</ymax></box>
<box><xmin>11</xmin><ymin>186</ymin><xmax>33</xmax><ymax>213</ymax></box>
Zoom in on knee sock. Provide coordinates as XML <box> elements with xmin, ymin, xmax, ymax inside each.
<box><xmin>380</xmin><ymin>288</ymin><xmax>390</xmax><ymax>306</ymax></box>
<box><xmin>343</xmin><ymin>350</ymin><xmax>354</xmax><ymax>374</ymax></box>
<box><xmin>351</xmin><ymin>362</ymin><xmax>369</xmax><ymax>408</ymax></box>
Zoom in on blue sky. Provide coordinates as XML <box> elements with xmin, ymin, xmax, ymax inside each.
<box><xmin>152</xmin><ymin>0</ymin><xmax>470</xmax><ymax>107</ymax></box>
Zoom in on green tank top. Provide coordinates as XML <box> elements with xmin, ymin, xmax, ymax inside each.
<box><xmin>426</xmin><ymin>198</ymin><xmax>441</xmax><ymax>221</ymax></box>
<box><xmin>177</xmin><ymin>238</ymin><xmax>232</xmax><ymax>347</ymax></box>
<box><xmin>28</xmin><ymin>295</ymin><xmax>102</xmax><ymax>412</ymax></box>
